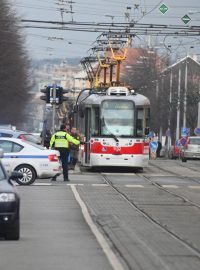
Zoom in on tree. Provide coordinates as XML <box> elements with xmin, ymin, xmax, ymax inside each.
<box><xmin>0</xmin><ymin>1</ymin><xmax>31</xmax><ymax>128</ymax></box>
<box><xmin>121</xmin><ymin>47</ymin><xmax>168</xmax><ymax>134</ymax></box>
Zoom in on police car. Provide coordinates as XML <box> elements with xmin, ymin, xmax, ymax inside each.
<box><xmin>0</xmin><ymin>138</ymin><xmax>62</xmax><ymax>185</ymax></box>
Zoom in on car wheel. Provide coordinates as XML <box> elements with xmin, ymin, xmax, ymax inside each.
<box><xmin>5</xmin><ymin>219</ymin><xmax>20</xmax><ymax>240</ymax></box>
<box><xmin>15</xmin><ymin>165</ymin><xmax>36</xmax><ymax>185</ymax></box>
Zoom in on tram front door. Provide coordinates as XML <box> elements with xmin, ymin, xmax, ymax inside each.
<box><xmin>85</xmin><ymin>108</ymin><xmax>91</xmax><ymax>165</ymax></box>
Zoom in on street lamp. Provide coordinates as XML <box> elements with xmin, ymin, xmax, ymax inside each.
<box><xmin>176</xmin><ymin>61</ymin><xmax>181</xmax><ymax>141</ymax></box>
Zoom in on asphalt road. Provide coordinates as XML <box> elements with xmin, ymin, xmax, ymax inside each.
<box><xmin>0</xmin><ymin>159</ymin><xmax>200</xmax><ymax>270</ymax></box>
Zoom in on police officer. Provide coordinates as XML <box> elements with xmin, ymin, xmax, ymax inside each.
<box><xmin>50</xmin><ymin>124</ymin><xmax>82</xmax><ymax>181</ymax></box>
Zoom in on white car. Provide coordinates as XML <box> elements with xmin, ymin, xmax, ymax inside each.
<box><xmin>181</xmin><ymin>136</ymin><xmax>200</xmax><ymax>162</ymax></box>
<box><xmin>0</xmin><ymin>138</ymin><xmax>62</xmax><ymax>185</ymax></box>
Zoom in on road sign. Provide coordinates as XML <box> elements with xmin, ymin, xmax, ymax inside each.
<box><xmin>180</xmin><ymin>137</ymin><xmax>187</xmax><ymax>146</ymax></box>
<box><xmin>181</xmin><ymin>14</ymin><xmax>191</xmax><ymax>24</ymax></box>
<box><xmin>181</xmin><ymin>127</ymin><xmax>190</xmax><ymax>137</ymax></box>
<box><xmin>150</xmin><ymin>141</ymin><xmax>158</xmax><ymax>150</ymax></box>
<box><xmin>159</xmin><ymin>4</ymin><xmax>168</xmax><ymax>14</ymax></box>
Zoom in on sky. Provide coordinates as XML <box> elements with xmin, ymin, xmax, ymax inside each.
<box><xmin>9</xmin><ymin>0</ymin><xmax>200</xmax><ymax>60</ymax></box>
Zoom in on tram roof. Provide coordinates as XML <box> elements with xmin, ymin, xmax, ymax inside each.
<box><xmin>77</xmin><ymin>88</ymin><xmax>150</xmax><ymax>107</ymax></box>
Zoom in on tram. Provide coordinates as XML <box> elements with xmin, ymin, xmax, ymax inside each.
<box><xmin>74</xmin><ymin>86</ymin><xmax>150</xmax><ymax>169</ymax></box>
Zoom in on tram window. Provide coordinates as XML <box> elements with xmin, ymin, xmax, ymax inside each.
<box><xmin>146</xmin><ymin>108</ymin><xmax>150</xmax><ymax>127</ymax></box>
<box><xmin>136</xmin><ymin>108</ymin><xmax>144</xmax><ymax>137</ymax></box>
<box><xmin>91</xmin><ymin>107</ymin><xmax>100</xmax><ymax>136</ymax></box>
<box><xmin>101</xmin><ymin>100</ymin><xmax>134</xmax><ymax>136</ymax></box>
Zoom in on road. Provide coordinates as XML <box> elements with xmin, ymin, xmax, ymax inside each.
<box><xmin>0</xmin><ymin>159</ymin><xmax>200</xmax><ymax>270</ymax></box>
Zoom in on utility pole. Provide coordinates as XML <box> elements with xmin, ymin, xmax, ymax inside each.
<box><xmin>168</xmin><ymin>68</ymin><xmax>173</xmax><ymax>128</ymax></box>
<box><xmin>183</xmin><ymin>56</ymin><xmax>188</xmax><ymax>127</ymax></box>
<box><xmin>176</xmin><ymin>62</ymin><xmax>181</xmax><ymax>140</ymax></box>
<box><xmin>52</xmin><ymin>84</ymin><xmax>57</xmax><ymax>134</ymax></box>
<box><xmin>198</xmin><ymin>79</ymin><xmax>200</xmax><ymax>127</ymax></box>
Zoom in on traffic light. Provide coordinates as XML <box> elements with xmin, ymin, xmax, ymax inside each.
<box><xmin>40</xmin><ymin>86</ymin><xmax>68</xmax><ymax>104</ymax></box>
<box><xmin>40</xmin><ymin>87</ymin><xmax>50</xmax><ymax>103</ymax></box>
<box><xmin>56</xmin><ymin>87</ymin><xmax>68</xmax><ymax>104</ymax></box>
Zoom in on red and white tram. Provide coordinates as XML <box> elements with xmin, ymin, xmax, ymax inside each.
<box><xmin>74</xmin><ymin>86</ymin><xmax>150</xmax><ymax>169</ymax></box>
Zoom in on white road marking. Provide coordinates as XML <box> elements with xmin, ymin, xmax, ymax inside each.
<box><xmin>125</xmin><ymin>184</ymin><xmax>144</xmax><ymax>188</ymax></box>
<box><xmin>102</xmin><ymin>173</ymin><xmax>136</xmax><ymax>176</ymax></box>
<box><xmin>161</xmin><ymin>185</ymin><xmax>178</xmax><ymax>188</ymax></box>
<box><xmin>188</xmin><ymin>186</ymin><xmax>200</xmax><ymax>189</ymax></box>
<box><xmin>92</xmin><ymin>184</ymin><xmax>109</xmax><ymax>187</ymax></box>
<box><xmin>66</xmin><ymin>183</ymin><xmax>84</xmax><ymax>186</ymax></box>
<box><xmin>70</xmin><ymin>184</ymin><xmax>125</xmax><ymax>270</ymax></box>
<box><xmin>33</xmin><ymin>183</ymin><xmax>52</xmax><ymax>186</ymax></box>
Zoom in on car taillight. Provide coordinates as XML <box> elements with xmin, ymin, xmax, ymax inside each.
<box><xmin>19</xmin><ymin>134</ymin><xmax>25</xmax><ymax>141</ymax></box>
<box><xmin>48</xmin><ymin>154</ymin><xmax>59</xmax><ymax>162</ymax></box>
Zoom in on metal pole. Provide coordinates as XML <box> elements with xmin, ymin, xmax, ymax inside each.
<box><xmin>168</xmin><ymin>68</ymin><xmax>173</xmax><ymax>128</ymax></box>
<box><xmin>183</xmin><ymin>56</ymin><xmax>188</xmax><ymax>127</ymax></box>
<box><xmin>52</xmin><ymin>85</ymin><xmax>57</xmax><ymax>134</ymax></box>
<box><xmin>198</xmin><ymin>79</ymin><xmax>200</xmax><ymax>127</ymax></box>
<box><xmin>176</xmin><ymin>62</ymin><xmax>181</xmax><ymax>140</ymax></box>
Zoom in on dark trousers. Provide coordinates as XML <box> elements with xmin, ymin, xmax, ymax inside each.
<box><xmin>58</xmin><ymin>149</ymin><xmax>69</xmax><ymax>180</ymax></box>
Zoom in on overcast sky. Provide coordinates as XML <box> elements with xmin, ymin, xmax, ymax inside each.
<box><xmin>10</xmin><ymin>0</ymin><xmax>200</xmax><ymax>60</ymax></box>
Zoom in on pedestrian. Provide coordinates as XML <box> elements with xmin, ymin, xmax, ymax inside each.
<box><xmin>40</xmin><ymin>129</ymin><xmax>51</xmax><ymax>148</ymax></box>
<box><xmin>69</xmin><ymin>127</ymin><xmax>81</xmax><ymax>170</ymax></box>
<box><xmin>50</xmin><ymin>124</ymin><xmax>83</xmax><ymax>181</ymax></box>
<box><xmin>156</xmin><ymin>140</ymin><xmax>162</xmax><ymax>158</ymax></box>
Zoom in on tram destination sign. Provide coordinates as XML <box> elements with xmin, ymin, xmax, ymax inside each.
<box><xmin>159</xmin><ymin>4</ymin><xmax>168</xmax><ymax>14</ymax></box>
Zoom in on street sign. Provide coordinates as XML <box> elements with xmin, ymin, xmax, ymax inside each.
<box><xmin>180</xmin><ymin>137</ymin><xmax>187</xmax><ymax>146</ymax></box>
<box><xmin>181</xmin><ymin>127</ymin><xmax>190</xmax><ymax>137</ymax></box>
<box><xmin>159</xmin><ymin>4</ymin><xmax>168</xmax><ymax>14</ymax></box>
<box><xmin>165</xmin><ymin>128</ymin><xmax>171</xmax><ymax>137</ymax></box>
<box><xmin>150</xmin><ymin>141</ymin><xmax>158</xmax><ymax>150</ymax></box>
<box><xmin>181</xmin><ymin>14</ymin><xmax>191</xmax><ymax>24</ymax></box>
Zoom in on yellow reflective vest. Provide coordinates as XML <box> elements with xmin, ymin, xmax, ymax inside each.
<box><xmin>50</xmin><ymin>131</ymin><xmax>80</xmax><ymax>149</ymax></box>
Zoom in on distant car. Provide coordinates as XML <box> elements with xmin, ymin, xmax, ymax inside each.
<box><xmin>0</xmin><ymin>149</ymin><xmax>21</xmax><ymax>240</ymax></box>
<box><xmin>0</xmin><ymin>128</ymin><xmax>41</xmax><ymax>144</ymax></box>
<box><xmin>0</xmin><ymin>138</ymin><xmax>62</xmax><ymax>185</ymax></box>
<box><xmin>181</xmin><ymin>136</ymin><xmax>200</xmax><ymax>162</ymax></box>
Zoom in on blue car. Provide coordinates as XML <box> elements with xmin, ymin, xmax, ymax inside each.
<box><xmin>0</xmin><ymin>150</ymin><xmax>21</xmax><ymax>240</ymax></box>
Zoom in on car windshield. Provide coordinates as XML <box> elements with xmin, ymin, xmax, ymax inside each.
<box><xmin>20</xmin><ymin>134</ymin><xmax>41</xmax><ymax>144</ymax></box>
<box><xmin>0</xmin><ymin>164</ymin><xmax>5</xmax><ymax>180</ymax></box>
<box><xmin>189</xmin><ymin>138</ymin><xmax>200</xmax><ymax>145</ymax></box>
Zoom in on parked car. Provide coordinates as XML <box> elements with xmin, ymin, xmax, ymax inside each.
<box><xmin>0</xmin><ymin>138</ymin><xmax>62</xmax><ymax>185</ymax></box>
<box><xmin>0</xmin><ymin>128</ymin><xmax>41</xmax><ymax>144</ymax></box>
<box><xmin>181</xmin><ymin>136</ymin><xmax>200</xmax><ymax>162</ymax></box>
<box><xmin>0</xmin><ymin>149</ymin><xmax>21</xmax><ymax>240</ymax></box>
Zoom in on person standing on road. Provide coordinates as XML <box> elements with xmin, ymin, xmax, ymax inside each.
<box><xmin>69</xmin><ymin>127</ymin><xmax>81</xmax><ymax>170</ymax></box>
<box><xmin>50</xmin><ymin>124</ymin><xmax>82</xmax><ymax>181</ymax></box>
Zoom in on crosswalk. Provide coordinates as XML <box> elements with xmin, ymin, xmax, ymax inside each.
<box><xmin>15</xmin><ymin>182</ymin><xmax>200</xmax><ymax>189</ymax></box>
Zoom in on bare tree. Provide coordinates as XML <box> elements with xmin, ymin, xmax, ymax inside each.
<box><xmin>0</xmin><ymin>1</ymin><xmax>31</xmax><ymax>128</ymax></box>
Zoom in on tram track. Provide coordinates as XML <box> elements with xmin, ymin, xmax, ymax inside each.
<box><xmin>148</xmin><ymin>160</ymin><xmax>200</xmax><ymax>184</ymax></box>
<box><xmin>100</xmin><ymin>173</ymin><xmax>200</xmax><ymax>259</ymax></box>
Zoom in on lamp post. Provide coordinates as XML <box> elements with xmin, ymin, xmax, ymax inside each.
<box><xmin>183</xmin><ymin>56</ymin><xmax>188</xmax><ymax>128</ymax></box>
<box><xmin>198</xmin><ymin>79</ymin><xmax>200</xmax><ymax>127</ymax></box>
<box><xmin>176</xmin><ymin>62</ymin><xmax>181</xmax><ymax>140</ymax></box>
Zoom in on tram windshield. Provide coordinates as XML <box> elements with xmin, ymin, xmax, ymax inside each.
<box><xmin>101</xmin><ymin>100</ymin><xmax>134</xmax><ymax>136</ymax></box>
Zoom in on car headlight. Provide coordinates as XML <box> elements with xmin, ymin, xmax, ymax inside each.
<box><xmin>0</xmin><ymin>193</ymin><xmax>16</xmax><ymax>202</ymax></box>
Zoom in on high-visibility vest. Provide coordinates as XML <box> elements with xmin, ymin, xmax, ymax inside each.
<box><xmin>50</xmin><ymin>131</ymin><xmax>80</xmax><ymax>149</ymax></box>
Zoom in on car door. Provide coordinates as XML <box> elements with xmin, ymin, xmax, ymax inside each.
<box><xmin>0</xmin><ymin>140</ymin><xmax>23</xmax><ymax>174</ymax></box>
